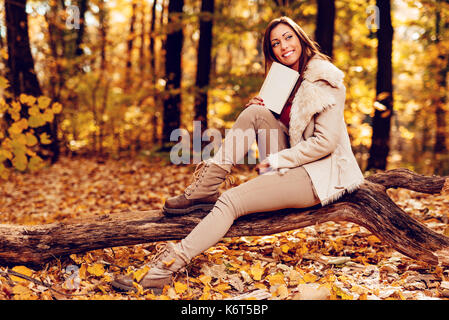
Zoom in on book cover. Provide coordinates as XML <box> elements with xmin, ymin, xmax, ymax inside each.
<box><xmin>258</xmin><ymin>62</ymin><xmax>300</xmax><ymax>114</ymax></box>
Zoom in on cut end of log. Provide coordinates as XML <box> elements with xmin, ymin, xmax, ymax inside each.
<box><xmin>442</xmin><ymin>178</ymin><xmax>449</xmax><ymax>195</ymax></box>
<box><xmin>435</xmin><ymin>248</ymin><xmax>449</xmax><ymax>267</ymax></box>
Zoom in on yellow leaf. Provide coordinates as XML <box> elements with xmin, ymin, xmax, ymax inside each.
<box><xmin>267</xmin><ymin>273</ymin><xmax>285</xmax><ymax>286</ymax></box>
<box><xmin>280</xmin><ymin>244</ymin><xmax>290</xmax><ymax>253</ymax></box>
<box><xmin>289</xmin><ymin>269</ymin><xmax>302</xmax><ymax>285</ymax></box>
<box><xmin>303</xmin><ymin>273</ymin><xmax>317</xmax><ymax>283</ymax></box>
<box><xmin>42</xmin><ymin>109</ymin><xmax>54</xmax><ymax>122</ymax></box>
<box><xmin>0</xmin><ymin>149</ymin><xmax>12</xmax><ymax>160</ymax></box>
<box><xmin>198</xmin><ymin>274</ymin><xmax>212</xmax><ymax>285</ymax></box>
<box><xmin>12</xmin><ymin>284</ymin><xmax>37</xmax><ymax>300</ymax></box>
<box><xmin>52</xmin><ymin>102</ymin><xmax>63</xmax><ymax>114</ymax></box>
<box><xmin>174</xmin><ymin>281</ymin><xmax>188</xmax><ymax>294</ymax></box>
<box><xmin>79</xmin><ymin>264</ymin><xmax>87</xmax><ymax>279</ymax></box>
<box><xmin>213</xmin><ymin>283</ymin><xmax>231</xmax><ymax>292</ymax></box>
<box><xmin>87</xmin><ymin>263</ymin><xmax>105</xmax><ymax>277</ymax></box>
<box><xmin>39</xmin><ymin>133</ymin><xmax>51</xmax><ymax>145</ymax></box>
<box><xmin>10</xmin><ymin>266</ymin><xmax>34</xmax><ymax>282</ymax></box>
<box><xmin>272</xmin><ymin>284</ymin><xmax>289</xmax><ymax>299</ymax></box>
<box><xmin>69</xmin><ymin>254</ymin><xmax>84</xmax><ymax>264</ymax></box>
<box><xmin>37</xmin><ymin>96</ymin><xmax>52</xmax><ymax>109</ymax></box>
<box><xmin>199</xmin><ymin>284</ymin><xmax>211</xmax><ymax>300</ymax></box>
<box><xmin>163</xmin><ymin>258</ymin><xmax>175</xmax><ymax>268</ymax></box>
<box><xmin>367</xmin><ymin>235</ymin><xmax>381</xmax><ymax>246</ymax></box>
<box><xmin>133</xmin><ymin>266</ymin><xmax>150</xmax><ymax>282</ymax></box>
<box><xmin>12</xmin><ymin>153</ymin><xmax>27</xmax><ymax>171</ymax></box>
<box><xmin>25</xmin><ymin>133</ymin><xmax>38</xmax><ymax>147</ymax></box>
<box><xmin>28</xmin><ymin>115</ymin><xmax>45</xmax><ymax>128</ymax></box>
<box><xmin>0</xmin><ymin>163</ymin><xmax>9</xmax><ymax>180</ymax></box>
<box><xmin>0</xmin><ymin>76</ymin><xmax>9</xmax><ymax>90</ymax></box>
<box><xmin>250</xmin><ymin>262</ymin><xmax>264</xmax><ymax>281</ymax></box>
<box><xmin>28</xmin><ymin>106</ymin><xmax>40</xmax><ymax>116</ymax></box>
<box><xmin>19</xmin><ymin>94</ymin><xmax>36</xmax><ymax>106</ymax></box>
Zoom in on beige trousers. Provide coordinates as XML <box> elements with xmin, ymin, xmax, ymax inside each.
<box><xmin>179</xmin><ymin>105</ymin><xmax>320</xmax><ymax>260</ymax></box>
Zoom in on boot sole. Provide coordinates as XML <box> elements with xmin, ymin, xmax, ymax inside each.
<box><xmin>162</xmin><ymin>203</ymin><xmax>215</xmax><ymax>216</ymax></box>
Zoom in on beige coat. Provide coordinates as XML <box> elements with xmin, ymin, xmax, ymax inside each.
<box><xmin>267</xmin><ymin>55</ymin><xmax>365</xmax><ymax>206</ymax></box>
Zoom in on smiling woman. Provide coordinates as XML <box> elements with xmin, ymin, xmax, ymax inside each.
<box><xmin>112</xmin><ymin>15</ymin><xmax>365</xmax><ymax>293</ymax></box>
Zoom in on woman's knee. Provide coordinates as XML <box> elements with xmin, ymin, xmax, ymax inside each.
<box><xmin>239</xmin><ymin>104</ymin><xmax>273</xmax><ymax>122</ymax></box>
<box><xmin>215</xmin><ymin>188</ymin><xmax>243</xmax><ymax>221</ymax></box>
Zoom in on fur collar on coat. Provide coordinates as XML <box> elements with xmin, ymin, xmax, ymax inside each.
<box><xmin>288</xmin><ymin>55</ymin><xmax>345</xmax><ymax>147</ymax></box>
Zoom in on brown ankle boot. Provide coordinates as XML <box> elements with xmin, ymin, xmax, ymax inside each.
<box><xmin>162</xmin><ymin>160</ymin><xmax>232</xmax><ymax>216</ymax></box>
<box><xmin>111</xmin><ymin>242</ymin><xmax>189</xmax><ymax>294</ymax></box>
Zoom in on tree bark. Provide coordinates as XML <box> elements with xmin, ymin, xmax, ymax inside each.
<box><xmin>366</xmin><ymin>0</ymin><xmax>394</xmax><ymax>171</ymax></box>
<box><xmin>5</xmin><ymin>0</ymin><xmax>59</xmax><ymax>163</ymax></box>
<box><xmin>74</xmin><ymin>0</ymin><xmax>88</xmax><ymax>57</ymax></box>
<box><xmin>314</xmin><ymin>0</ymin><xmax>335</xmax><ymax>58</ymax></box>
<box><xmin>161</xmin><ymin>0</ymin><xmax>184</xmax><ymax>146</ymax></box>
<box><xmin>194</xmin><ymin>0</ymin><xmax>215</xmax><ymax>133</ymax></box>
<box><xmin>432</xmin><ymin>1</ymin><xmax>448</xmax><ymax>174</ymax></box>
<box><xmin>124</xmin><ymin>1</ymin><xmax>137</xmax><ymax>91</ymax></box>
<box><xmin>0</xmin><ymin>169</ymin><xmax>449</xmax><ymax>267</ymax></box>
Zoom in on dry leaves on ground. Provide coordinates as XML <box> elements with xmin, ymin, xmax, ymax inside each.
<box><xmin>1</xmin><ymin>156</ymin><xmax>449</xmax><ymax>300</ymax></box>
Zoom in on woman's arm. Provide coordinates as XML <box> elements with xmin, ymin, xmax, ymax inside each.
<box><xmin>266</xmin><ymin>85</ymin><xmax>343</xmax><ymax>170</ymax></box>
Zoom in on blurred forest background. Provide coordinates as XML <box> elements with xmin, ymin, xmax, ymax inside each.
<box><xmin>1</xmin><ymin>0</ymin><xmax>449</xmax><ymax>179</ymax></box>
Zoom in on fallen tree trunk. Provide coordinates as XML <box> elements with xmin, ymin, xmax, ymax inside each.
<box><xmin>1</xmin><ymin>168</ymin><xmax>448</xmax><ymax>266</ymax></box>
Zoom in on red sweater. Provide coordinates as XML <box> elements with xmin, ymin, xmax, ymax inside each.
<box><xmin>279</xmin><ymin>102</ymin><xmax>292</xmax><ymax>128</ymax></box>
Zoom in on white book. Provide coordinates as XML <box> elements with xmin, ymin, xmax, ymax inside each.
<box><xmin>258</xmin><ymin>62</ymin><xmax>300</xmax><ymax>114</ymax></box>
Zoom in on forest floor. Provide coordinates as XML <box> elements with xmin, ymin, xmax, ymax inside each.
<box><xmin>1</xmin><ymin>156</ymin><xmax>449</xmax><ymax>300</ymax></box>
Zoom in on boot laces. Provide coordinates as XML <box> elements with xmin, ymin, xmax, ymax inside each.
<box><xmin>185</xmin><ymin>161</ymin><xmax>209</xmax><ymax>195</ymax></box>
<box><xmin>224</xmin><ymin>174</ymin><xmax>236</xmax><ymax>187</ymax></box>
<box><xmin>148</xmin><ymin>243</ymin><xmax>169</xmax><ymax>266</ymax></box>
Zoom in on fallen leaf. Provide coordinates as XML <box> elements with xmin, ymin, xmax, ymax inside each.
<box><xmin>133</xmin><ymin>266</ymin><xmax>149</xmax><ymax>282</ymax></box>
<box><xmin>87</xmin><ymin>264</ymin><xmax>105</xmax><ymax>277</ymax></box>
<box><xmin>174</xmin><ymin>281</ymin><xmax>188</xmax><ymax>294</ymax></box>
<box><xmin>10</xmin><ymin>266</ymin><xmax>34</xmax><ymax>283</ymax></box>
<box><xmin>250</xmin><ymin>262</ymin><xmax>264</xmax><ymax>281</ymax></box>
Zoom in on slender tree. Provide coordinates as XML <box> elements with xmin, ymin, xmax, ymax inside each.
<box><xmin>5</xmin><ymin>0</ymin><xmax>59</xmax><ymax>162</ymax></box>
<box><xmin>194</xmin><ymin>0</ymin><xmax>214</xmax><ymax>133</ymax></box>
<box><xmin>124</xmin><ymin>1</ymin><xmax>137</xmax><ymax>91</ymax></box>
<box><xmin>74</xmin><ymin>0</ymin><xmax>88</xmax><ymax>57</ymax></box>
<box><xmin>314</xmin><ymin>0</ymin><xmax>335</xmax><ymax>58</ymax></box>
<box><xmin>366</xmin><ymin>0</ymin><xmax>394</xmax><ymax>171</ymax></box>
<box><xmin>432</xmin><ymin>1</ymin><xmax>448</xmax><ymax>174</ymax></box>
<box><xmin>161</xmin><ymin>0</ymin><xmax>184</xmax><ymax>147</ymax></box>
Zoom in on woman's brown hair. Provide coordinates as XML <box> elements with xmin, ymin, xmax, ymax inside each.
<box><xmin>262</xmin><ymin>16</ymin><xmax>330</xmax><ymax>103</ymax></box>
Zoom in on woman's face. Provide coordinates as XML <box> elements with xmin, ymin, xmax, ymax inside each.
<box><xmin>269</xmin><ymin>23</ymin><xmax>302</xmax><ymax>71</ymax></box>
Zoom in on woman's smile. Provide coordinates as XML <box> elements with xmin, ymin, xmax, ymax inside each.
<box><xmin>270</xmin><ymin>23</ymin><xmax>302</xmax><ymax>71</ymax></box>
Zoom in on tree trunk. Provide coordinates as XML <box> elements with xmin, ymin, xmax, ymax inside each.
<box><xmin>432</xmin><ymin>2</ymin><xmax>448</xmax><ymax>174</ymax></box>
<box><xmin>74</xmin><ymin>0</ymin><xmax>88</xmax><ymax>57</ymax></box>
<box><xmin>314</xmin><ymin>0</ymin><xmax>335</xmax><ymax>58</ymax></box>
<box><xmin>161</xmin><ymin>0</ymin><xmax>184</xmax><ymax>147</ymax></box>
<box><xmin>366</xmin><ymin>0</ymin><xmax>394</xmax><ymax>171</ymax></box>
<box><xmin>5</xmin><ymin>0</ymin><xmax>59</xmax><ymax>163</ymax></box>
<box><xmin>1</xmin><ymin>168</ymin><xmax>449</xmax><ymax>267</ymax></box>
<box><xmin>124</xmin><ymin>1</ymin><xmax>137</xmax><ymax>92</ymax></box>
<box><xmin>194</xmin><ymin>0</ymin><xmax>214</xmax><ymax>135</ymax></box>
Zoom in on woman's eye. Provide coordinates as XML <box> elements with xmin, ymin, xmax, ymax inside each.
<box><xmin>286</xmin><ymin>35</ymin><xmax>293</xmax><ymax>40</ymax></box>
<box><xmin>272</xmin><ymin>42</ymin><xmax>279</xmax><ymax>48</ymax></box>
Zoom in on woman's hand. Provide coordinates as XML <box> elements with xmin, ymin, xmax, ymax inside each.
<box><xmin>245</xmin><ymin>96</ymin><xmax>265</xmax><ymax>108</ymax></box>
<box><xmin>255</xmin><ymin>159</ymin><xmax>271</xmax><ymax>175</ymax></box>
